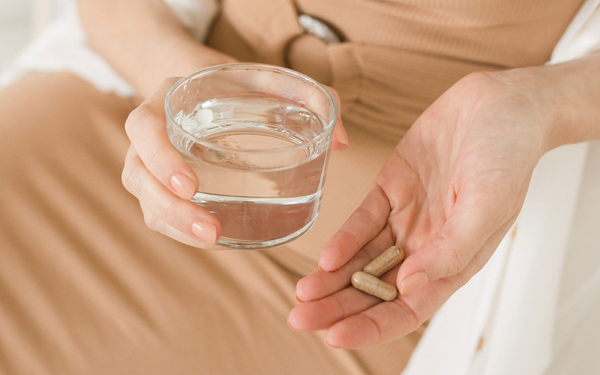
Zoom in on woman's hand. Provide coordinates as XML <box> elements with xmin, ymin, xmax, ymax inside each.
<box><xmin>289</xmin><ymin>70</ymin><xmax>557</xmax><ymax>348</ymax></box>
<box><xmin>121</xmin><ymin>78</ymin><xmax>348</xmax><ymax>249</ymax></box>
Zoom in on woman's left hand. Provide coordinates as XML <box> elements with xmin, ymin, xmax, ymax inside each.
<box><xmin>288</xmin><ymin>70</ymin><xmax>556</xmax><ymax>348</ymax></box>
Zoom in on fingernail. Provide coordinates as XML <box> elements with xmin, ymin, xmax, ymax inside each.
<box><xmin>400</xmin><ymin>272</ymin><xmax>428</xmax><ymax>295</ymax></box>
<box><xmin>287</xmin><ymin>319</ymin><xmax>298</xmax><ymax>331</ymax></box>
<box><xmin>191</xmin><ymin>221</ymin><xmax>218</xmax><ymax>244</ymax></box>
<box><xmin>171</xmin><ymin>174</ymin><xmax>196</xmax><ymax>199</ymax></box>
<box><xmin>318</xmin><ymin>262</ymin><xmax>330</xmax><ymax>272</ymax></box>
<box><xmin>334</xmin><ymin>132</ymin><xmax>349</xmax><ymax>148</ymax></box>
<box><xmin>325</xmin><ymin>337</ymin><xmax>340</xmax><ymax>349</ymax></box>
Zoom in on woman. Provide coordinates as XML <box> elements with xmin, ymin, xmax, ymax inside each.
<box><xmin>0</xmin><ymin>0</ymin><xmax>599</xmax><ymax>374</ymax></box>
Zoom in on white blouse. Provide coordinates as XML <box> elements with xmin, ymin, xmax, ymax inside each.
<box><xmin>1</xmin><ymin>1</ymin><xmax>599</xmax><ymax>375</ymax></box>
<box><xmin>0</xmin><ymin>0</ymin><xmax>219</xmax><ymax>96</ymax></box>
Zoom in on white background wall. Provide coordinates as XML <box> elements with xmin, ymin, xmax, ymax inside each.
<box><xmin>0</xmin><ymin>0</ymin><xmax>34</xmax><ymax>70</ymax></box>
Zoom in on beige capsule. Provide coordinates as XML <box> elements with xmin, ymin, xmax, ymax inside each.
<box><xmin>351</xmin><ymin>271</ymin><xmax>398</xmax><ymax>301</ymax></box>
<box><xmin>363</xmin><ymin>246</ymin><xmax>404</xmax><ymax>277</ymax></box>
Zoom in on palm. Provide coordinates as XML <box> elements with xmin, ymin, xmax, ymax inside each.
<box><xmin>288</xmin><ymin>73</ymin><xmax>546</xmax><ymax>348</ymax></box>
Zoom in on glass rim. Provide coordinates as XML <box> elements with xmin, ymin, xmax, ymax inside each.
<box><xmin>164</xmin><ymin>63</ymin><xmax>338</xmax><ymax>154</ymax></box>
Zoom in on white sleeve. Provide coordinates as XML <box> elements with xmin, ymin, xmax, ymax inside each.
<box><xmin>162</xmin><ymin>0</ymin><xmax>219</xmax><ymax>42</ymax></box>
<box><xmin>1</xmin><ymin>0</ymin><xmax>220</xmax><ymax>97</ymax></box>
<box><xmin>551</xmin><ymin>0</ymin><xmax>600</xmax><ymax>64</ymax></box>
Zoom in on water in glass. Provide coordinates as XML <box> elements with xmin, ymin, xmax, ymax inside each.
<box><xmin>170</xmin><ymin>94</ymin><xmax>332</xmax><ymax>248</ymax></box>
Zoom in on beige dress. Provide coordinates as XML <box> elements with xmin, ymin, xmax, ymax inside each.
<box><xmin>0</xmin><ymin>0</ymin><xmax>585</xmax><ymax>374</ymax></box>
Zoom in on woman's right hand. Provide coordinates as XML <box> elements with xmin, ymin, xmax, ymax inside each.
<box><xmin>121</xmin><ymin>77</ymin><xmax>349</xmax><ymax>249</ymax></box>
<box><xmin>122</xmin><ymin>78</ymin><xmax>224</xmax><ymax>248</ymax></box>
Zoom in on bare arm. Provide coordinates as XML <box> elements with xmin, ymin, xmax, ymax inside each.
<box><xmin>522</xmin><ymin>52</ymin><xmax>600</xmax><ymax>149</ymax></box>
<box><xmin>290</xmin><ymin>51</ymin><xmax>600</xmax><ymax>348</ymax></box>
<box><xmin>77</xmin><ymin>0</ymin><xmax>235</xmax><ymax>98</ymax></box>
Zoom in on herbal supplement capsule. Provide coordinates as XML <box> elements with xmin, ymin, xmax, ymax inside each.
<box><xmin>363</xmin><ymin>246</ymin><xmax>404</xmax><ymax>277</ymax></box>
<box><xmin>351</xmin><ymin>271</ymin><xmax>398</xmax><ymax>301</ymax></box>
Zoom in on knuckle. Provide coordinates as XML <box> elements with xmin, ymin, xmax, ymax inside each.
<box><xmin>337</xmin><ymin>229</ymin><xmax>361</xmax><ymax>251</ymax></box>
<box><xmin>161</xmin><ymin>200</ymin><xmax>181</xmax><ymax>227</ymax></box>
<box><xmin>356</xmin><ymin>207</ymin><xmax>380</xmax><ymax>228</ymax></box>
<box><xmin>124</xmin><ymin>107</ymin><xmax>144</xmax><ymax>138</ymax></box>
<box><xmin>143</xmin><ymin>210</ymin><xmax>158</xmax><ymax>231</ymax></box>
<box><xmin>447</xmin><ymin>270</ymin><xmax>471</xmax><ymax>291</ymax></box>
<box><xmin>447</xmin><ymin>246</ymin><xmax>471</xmax><ymax>275</ymax></box>
<box><xmin>124</xmin><ymin>105</ymin><xmax>159</xmax><ymax>140</ymax></box>
<box><xmin>145</xmin><ymin>147</ymin><xmax>166</xmax><ymax>174</ymax></box>
<box><xmin>121</xmin><ymin>162</ymin><xmax>138</xmax><ymax>193</ymax></box>
<box><xmin>395</xmin><ymin>299</ymin><xmax>420</xmax><ymax>327</ymax></box>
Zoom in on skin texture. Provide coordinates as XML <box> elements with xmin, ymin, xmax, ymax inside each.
<box><xmin>290</xmin><ymin>55</ymin><xmax>600</xmax><ymax>348</ymax></box>
<box><xmin>78</xmin><ymin>0</ymin><xmax>349</xmax><ymax>248</ymax></box>
<box><xmin>78</xmin><ymin>0</ymin><xmax>236</xmax><ymax>98</ymax></box>
<box><xmin>121</xmin><ymin>79</ymin><xmax>347</xmax><ymax>249</ymax></box>
<box><xmin>81</xmin><ymin>0</ymin><xmax>600</xmax><ymax>350</ymax></box>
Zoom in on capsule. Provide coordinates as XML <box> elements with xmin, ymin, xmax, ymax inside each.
<box><xmin>363</xmin><ymin>246</ymin><xmax>404</xmax><ymax>277</ymax></box>
<box><xmin>351</xmin><ymin>271</ymin><xmax>398</xmax><ymax>301</ymax></box>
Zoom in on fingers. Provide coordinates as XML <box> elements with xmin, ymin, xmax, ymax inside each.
<box><xmin>322</xmin><ymin>250</ymin><xmax>476</xmax><ymax>348</ymax></box>
<box><xmin>139</xmin><ymin>202</ymin><xmax>229</xmax><ymax>250</ymax></box>
<box><xmin>244</xmin><ymin>69</ymin><xmax>347</xmax><ymax>151</ymax></box>
<box><xmin>289</xmin><ymin>286</ymin><xmax>381</xmax><ymax>331</ymax></box>
<box><xmin>289</xmin><ymin>262</ymin><xmax>401</xmax><ymax>331</ymax></box>
<box><xmin>123</xmin><ymin>146</ymin><xmax>221</xmax><ymax>244</ymax></box>
<box><xmin>124</xmin><ymin>77</ymin><xmax>199</xmax><ymax>200</ymax></box>
<box><xmin>139</xmin><ymin>202</ymin><xmax>204</xmax><ymax>247</ymax></box>
<box><xmin>397</xmin><ymin>190</ymin><xmax>506</xmax><ymax>295</ymax></box>
<box><xmin>253</xmin><ymin>73</ymin><xmax>348</xmax><ymax>151</ymax></box>
<box><xmin>324</xmin><ymin>297</ymin><xmax>420</xmax><ymax>348</ymax></box>
<box><xmin>318</xmin><ymin>184</ymin><xmax>391</xmax><ymax>272</ymax></box>
<box><xmin>318</xmin><ymin>152</ymin><xmax>426</xmax><ymax>273</ymax></box>
<box><xmin>325</xmin><ymin>217</ymin><xmax>515</xmax><ymax>348</ymax></box>
<box><xmin>296</xmin><ymin>225</ymin><xmax>394</xmax><ymax>302</ymax></box>
<box><xmin>292</xmin><ymin>257</ymin><xmax>465</xmax><ymax>348</ymax></box>
<box><xmin>324</xmin><ymin>273</ymin><xmax>454</xmax><ymax>348</ymax></box>
<box><xmin>325</xmin><ymin>87</ymin><xmax>349</xmax><ymax>151</ymax></box>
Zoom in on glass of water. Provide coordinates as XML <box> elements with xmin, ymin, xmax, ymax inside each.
<box><xmin>165</xmin><ymin>63</ymin><xmax>338</xmax><ymax>249</ymax></box>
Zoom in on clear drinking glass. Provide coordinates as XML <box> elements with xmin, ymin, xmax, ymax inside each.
<box><xmin>165</xmin><ymin>63</ymin><xmax>337</xmax><ymax>249</ymax></box>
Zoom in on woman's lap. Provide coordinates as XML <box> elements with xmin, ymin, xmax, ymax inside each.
<box><xmin>0</xmin><ymin>73</ymin><xmax>422</xmax><ymax>375</ymax></box>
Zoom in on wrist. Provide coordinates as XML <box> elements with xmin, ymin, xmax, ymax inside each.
<box><xmin>483</xmin><ymin>66</ymin><xmax>561</xmax><ymax>156</ymax></box>
<box><xmin>134</xmin><ymin>29</ymin><xmax>237</xmax><ymax>98</ymax></box>
<box><xmin>488</xmin><ymin>54</ymin><xmax>600</xmax><ymax>154</ymax></box>
<box><xmin>518</xmin><ymin>65</ymin><xmax>569</xmax><ymax>154</ymax></box>
<box><xmin>518</xmin><ymin>63</ymin><xmax>582</xmax><ymax>153</ymax></box>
